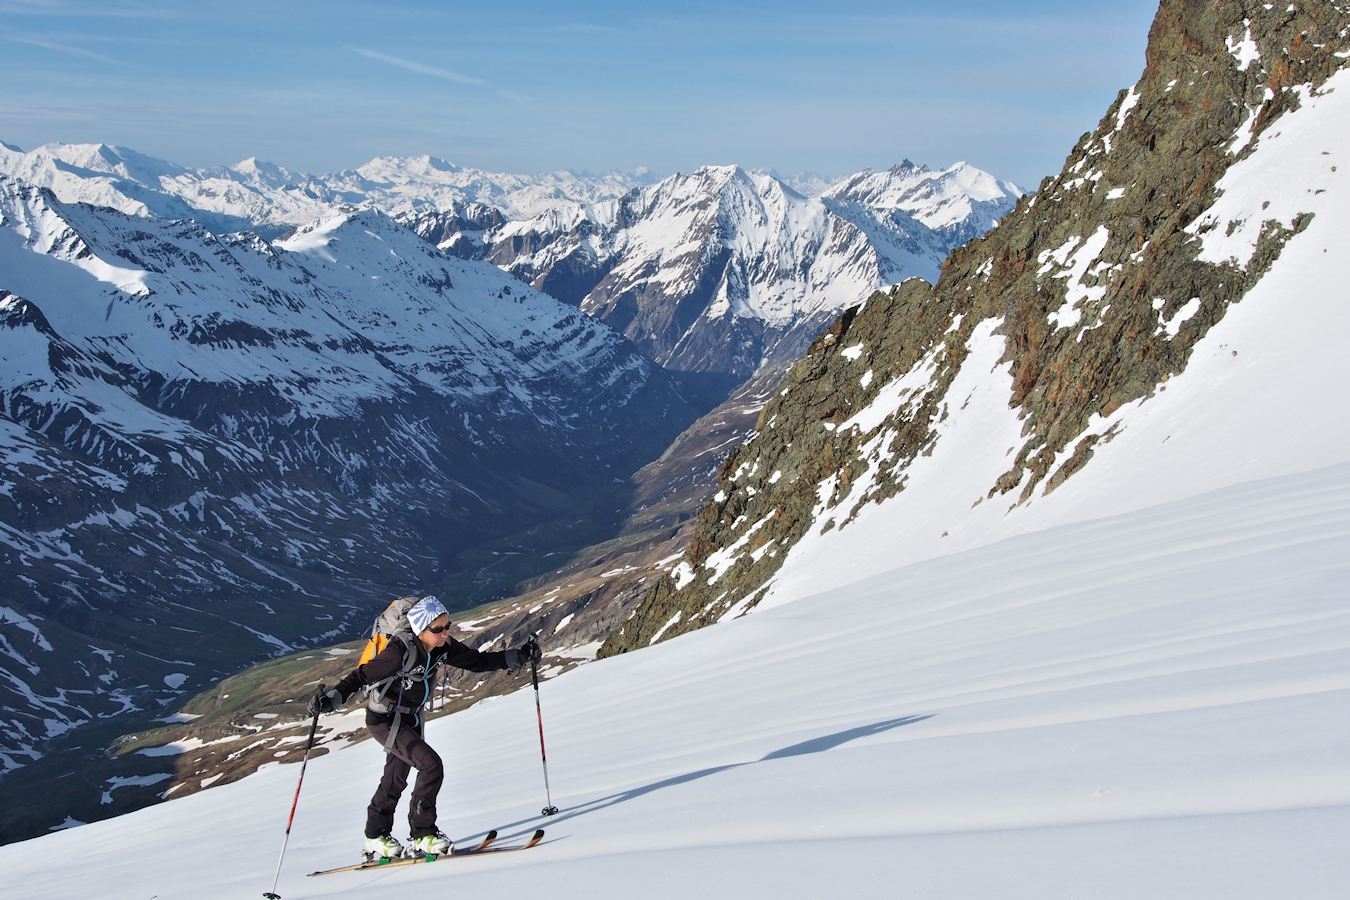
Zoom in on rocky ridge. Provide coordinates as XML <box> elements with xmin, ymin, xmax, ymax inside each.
<box><xmin>602</xmin><ymin>0</ymin><xmax>1350</xmax><ymax>655</ymax></box>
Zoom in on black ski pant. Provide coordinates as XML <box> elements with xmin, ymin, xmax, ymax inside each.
<box><xmin>364</xmin><ymin>710</ymin><xmax>444</xmax><ymax>839</ymax></box>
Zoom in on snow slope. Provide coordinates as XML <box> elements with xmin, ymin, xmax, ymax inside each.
<box><xmin>0</xmin><ymin>460</ymin><xmax>1345</xmax><ymax>898</ymax></box>
<box><xmin>750</xmin><ymin>63</ymin><xmax>1350</xmax><ymax>613</ymax></box>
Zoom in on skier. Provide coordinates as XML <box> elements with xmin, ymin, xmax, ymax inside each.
<box><xmin>308</xmin><ymin>594</ymin><xmax>541</xmax><ymax>860</ymax></box>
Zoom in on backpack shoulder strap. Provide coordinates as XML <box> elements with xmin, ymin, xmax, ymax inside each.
<box><xmin>365</xmin><ymin>632</ymin><xmax>420</xmax><ymax>712</ymax></box>
<box><xmin>393</xmin><ymin>631</ymin><xmax>420</xmax><ymax>671</ymax></box>
<box><xmin>368</xmin><ymin>632</ymin><xmax>426</xmax><ymax>752</ymax></box>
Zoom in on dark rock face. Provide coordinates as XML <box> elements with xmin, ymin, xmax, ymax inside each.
<box><xmin>404</xmin><ymin>202</ymin><xmax>508</xmax><ymax>261</ymax></box>
<box><xmin>601</xmin><ymin>0</ymin><xmax>1349</xmax><ymax>656</ymax></box>
<box><xmin>0</xmin><ymin>186</ymin><xmax>703</xmax><ymax>778</ymax></box>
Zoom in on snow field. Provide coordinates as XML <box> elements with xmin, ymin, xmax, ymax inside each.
<box><xmin>2</xmin><ymin>460</ymin><xmax>1347</xmax><ymax>898</ymax></box>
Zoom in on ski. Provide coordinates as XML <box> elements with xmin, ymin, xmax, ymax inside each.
<box><xmin>307</xmin><ymin>829</ymin><xmax>543</xmax><ymax>878</ymax></box>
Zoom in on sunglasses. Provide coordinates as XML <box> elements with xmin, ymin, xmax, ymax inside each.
<box><xmin>426</xmin><ymin>623</ymin><xmax>451</xmax><ymax>634</ymax></box>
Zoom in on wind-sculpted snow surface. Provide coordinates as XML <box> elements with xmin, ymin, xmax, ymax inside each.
<box><xmin>0</xmin><ymin>463</ymin><xmax>1346</xmax><ymax>898</ymax></box>
<box><xmin>0</xmin><ymin>179</ymin><xmax>698</xmax><ymax>783</ymax></box>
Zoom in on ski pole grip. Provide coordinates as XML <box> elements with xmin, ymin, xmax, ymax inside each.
<box><xmin>528</xmin><ymin>632</ymin><xmax>541</xmax><ymax>687</ymax></box>
<box><xmin>306</xmin><ymin>683</ymin><xmax>325</xmax><ymax>741</ymax></box>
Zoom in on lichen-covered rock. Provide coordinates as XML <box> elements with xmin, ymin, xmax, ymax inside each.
<box><xmin>601</xmin><ymin>0</ymin><xmax>1350</xmax><ymax>656</ymax></box>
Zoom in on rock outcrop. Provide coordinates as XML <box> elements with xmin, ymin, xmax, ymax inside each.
<box><xmin>602</xmin><ymin>0</ymin><xmax>1350</xmax><ymax>655</ymax></box>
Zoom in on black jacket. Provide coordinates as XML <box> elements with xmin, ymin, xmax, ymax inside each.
<box><xmin>335</xmin><ymin>636</ymin><xmax>509</xmax><ymax>713</ymax></box>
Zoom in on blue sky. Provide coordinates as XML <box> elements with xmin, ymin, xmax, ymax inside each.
<box><xmin>0</xmin><ymin>0</ymin><xmax>1158</xmax><ymax>187</ymax></box>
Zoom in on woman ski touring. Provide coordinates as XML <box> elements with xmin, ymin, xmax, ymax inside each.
<box><xmin>308</xmin><ymin>594</ymin><xmax>541</xmax><ymax>860</ymax></box>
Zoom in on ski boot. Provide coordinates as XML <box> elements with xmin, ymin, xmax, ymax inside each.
<box><xmin>363</xmin><ymin>833</ymin><xmax>405</xmax><ymax>862</ymax></box>
<box><xmin>408</xmin><ymin>831</ymin><xmax>453</xmax><ymax>857</ymax></box>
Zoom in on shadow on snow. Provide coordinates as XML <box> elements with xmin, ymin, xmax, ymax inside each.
<box><xmin>485</xmin><ymin>713</ymin><xmax>934</xmax><ymax>843</ymax></box>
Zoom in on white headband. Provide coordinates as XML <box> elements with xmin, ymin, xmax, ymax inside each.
<box><xmin>407</xmin><ymin>595</ymin><xmax>449</xmax><ymax>634</ymax></box>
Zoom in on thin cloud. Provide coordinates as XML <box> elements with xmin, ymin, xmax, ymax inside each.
<box><xmin>6</xmin><ymin>34</ymin><xmax>132</xmax><ymax>66</ymax></box>
<box><xmin>531</xmin><ymin>23</ymin><xmax>623</xmax><ymax>35</ymax></box>
<box><xmin>495</xmin><ymin>88</ymin><xmax>533</xmax><ymax>107</ymax></box>
<box><xmin>0</xmin><ymin>1</ymin><xmax>189</xmax><ymax>18</ymax></box>
<box><xmin>348</xmin><ymin>46</ymin><xmax>488</xmax><ymax>87</ymax></box>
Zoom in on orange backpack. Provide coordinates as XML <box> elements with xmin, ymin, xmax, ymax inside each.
<box><xmin>357</xmin><ymin>595</ymin><xmax>421</xmax><ymax>666</ymax></box>
<box><xmin>357</xmin><ymin>595</ymin><xmax>441</xmax><ymax>720</ymax></box>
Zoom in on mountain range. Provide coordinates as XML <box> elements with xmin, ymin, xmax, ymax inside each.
<box><xmin>0</xmin><ymin>140</ymin><xmax>1019</xmax><ymax>804</ymax></box>
<box><xmin>393</xmin><ymin>160</ymin><xmax>1021</xmax><ymax>381</ymax></box>
<box><xmin>0</xmin><ymin>143</ymin><xmax>1021</xmax><ymax>381</ymax></box>
<box><xmin>0</xmin><ymin>179</ymin><xmax>705</xmax><ymax>781</ymax></box>
<box><xmin>0</xmin><ymin>142</ymin><xmax>650</xmax><ymax>234</ymax></box>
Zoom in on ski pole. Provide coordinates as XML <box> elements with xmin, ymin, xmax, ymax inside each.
<box><xmin>263</xmin><ymin>683</ymin><xmax>325</xmax><ymax>900</ymax></box>
<box><xmin>529</xmin><ymin>643</ymin><xmax>559</xmax><ymax>817</ymax></box>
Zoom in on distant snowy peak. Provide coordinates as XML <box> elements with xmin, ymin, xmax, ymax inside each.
<box><xmin>0</xmin><ymin>142</ymin><xmax>160</xmax><ymax>218</ymax></box>
<box><xmin>825</xmin><ymin>161</ymin><xmax>1023</xmax><ymax>233</ymax></box>
<box><xmin>0</xmin><ymin>142</ymin><xmax>653</xmax><ymax>228</ymax></box>
<box><xmin>616</xmin><ymin>164</ymin><xmax>816</xmax><ymax>241</ymax></box>
<box><xmin>226</xmin><ymin>157</ymin><xmax>300</xmax><ymax>188</ymax></box>
<box><xmin>338</xmin><ymin>154</ymin><xmax>654</xmax><ymax>220</ymax></box>
<box><xmin>442</xmin><ymin>159</ymin><xmax>1020</xmax><ymax>379</ymax></box>
<box><xmin>0</xmin><ymin>141</ymin><xmax>337</xmax><ymax>231</ymax></box>
<box><xmin>356</xmin><ymin>153</ymin><xmax>463</xmax><ymax>179</ymax></box>
<box><xmin>773</xmin><ymin>170</ymin><xmax>839</xmax><ymax>198</ymax></box>
<box><xmin>7</xmin><ymin>141</ymin><xmax>191</xmax><ymax>184</ymax></box>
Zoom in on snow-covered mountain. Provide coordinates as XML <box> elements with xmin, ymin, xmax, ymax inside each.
<box><xmin>824</xmin><ymin>159</ymin><xmax>1023</xmax><ymax>250</ymax></box>
<box><xmin>420</xmin><ymin>162</ymin><xmax>1023</xmax><ymax>381</ymax></box>
<box><xmin>0</xmin><ymin>143</ymin><xmax>1021</xmax><ymax>383</ymax></box>
<box><xmin>0</xmin><ymin>142</ymin><xmax>653</xmax><ymax>236</ymax></box>
<box><xmin>604</xmin><ymin>0</ymin><xmax>1350</xmax><ymax>650</ymax></box>
<box><xmin>331</xmin><ymin>155</ymin><xmax>655</xmax><ymax>220</ymax></box>
<box><xmin>0</xmin><ymin>141</ymin><xmax>337</xmax><ymax>234</ymax></box>
<box><xmin>0</xmin><ymin>179</ymin><xmax>702</xmax><ymax>781</ymax></box>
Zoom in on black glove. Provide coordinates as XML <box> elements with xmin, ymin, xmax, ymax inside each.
<box><xmin>307</xmin><ymin>686</ymin><xmax>343</xmax><ymax>716</ymax></box>
<box><xmin>505</xmin><ymin>638</ymin><xmax>542</xmax><ymax>669</ymax></box>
